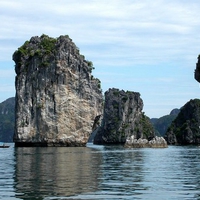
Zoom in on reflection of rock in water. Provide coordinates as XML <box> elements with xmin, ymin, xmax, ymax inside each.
<box><xmin>101</xmin><ymin>146</ymin><xmax>147</xmax><ymax>188</ymax></box>
<box><xmin>14</xmin><ymin>147</ymin><xmax>102</xmax><ymax>199</ymax></box>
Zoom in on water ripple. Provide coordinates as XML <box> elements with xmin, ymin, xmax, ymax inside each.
<box><xmin>0</xmin><ymin>144</ymin><xmax>200</xmax><ymax>199</ymax></box>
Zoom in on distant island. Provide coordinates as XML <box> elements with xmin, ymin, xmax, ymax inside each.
<box><xmin>151</xmin><ymin>108</ymin><xmax>180</xmax><ymax>137</ymax></box>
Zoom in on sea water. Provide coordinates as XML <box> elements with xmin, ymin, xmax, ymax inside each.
<box><xmin>0</xmin><ymin>143</ymin><xmax>200</xmax><ymax>200</ymax></box>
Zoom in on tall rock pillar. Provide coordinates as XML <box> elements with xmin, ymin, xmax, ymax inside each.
<box><xmin>13</xmin><ymin>34</ymin><xmax>103</xmax><ymax>147</ymax></box>
<box><xmin>93</xmin><ymin>88</ymin><xmax>155</xmax><ymax>144</ymax></box>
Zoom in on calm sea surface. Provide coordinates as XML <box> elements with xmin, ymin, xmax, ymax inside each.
<box><xmin>0</xmin><ymin>143</ymin><xmax>200</xmax><ymax>200</ymax></box>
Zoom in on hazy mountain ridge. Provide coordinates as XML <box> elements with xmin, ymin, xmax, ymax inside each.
<box><xmin>0</xmin><ymin>97</ymin><xmax>15</xmax><ymax>142</ymax></box>
<box><xmin>150</xmin><ymin>108</ymin><xmax>180</xmax><ymax>137</ymax></box>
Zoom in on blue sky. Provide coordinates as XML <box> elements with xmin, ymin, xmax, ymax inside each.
<box><xmin>1</xmin><ymin>0</ymin><xmax>200</xmax><ymax>118</ymax></box>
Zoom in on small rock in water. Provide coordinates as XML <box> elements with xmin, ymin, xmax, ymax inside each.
<box><xmin>125</xmin><ymin>135</ymin><xmax>168</xmax><ymax>148</ymax></box>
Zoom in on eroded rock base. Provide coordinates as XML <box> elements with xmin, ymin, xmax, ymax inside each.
<box><xmin>15</xmin><ymin>142</ymin><xmax>87</xmax><ymax>147</ymax></box>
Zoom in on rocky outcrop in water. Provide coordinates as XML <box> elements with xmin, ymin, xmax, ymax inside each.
<box><xmin>165</xmin><ymin>99</ymin><xmax>200</xmax><ymax>145</ymax></box>
<box><xmin>125</xmin><ymin>136</ymin><xmax>167</xmax><ymax>148</ymax></box>
<box><xmin>93</xmin><ymin>88</ymin><xmax>155</xmax><ymax>145</ymax></box>
<box><xmin>13</xmin><ymin>34</ymin><xmax>103</xmax><ymax>147</ymax></box>
<box><xmin>195</xmin><ymin>55</ymin><xmax>200</xmax><ymax>82</ymax></box>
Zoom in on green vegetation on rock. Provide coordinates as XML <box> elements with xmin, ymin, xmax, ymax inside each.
<box><xmin>87</xmin><ymin>60</ymin><xmax>95</xmax><ymax>73</ymax></box>
<box><xmin>16</xmin><ymin>34</ymin><xmax>56</xmax><ymax>58</ymax></box>
<box><xmin>139</xmin><ymin>113</ymin><xmax>154</xmax><ymax>139</ymax></box>
<box><xmin>40</xmin><ymin>34</ymin><xmax>57</xmax><ymax>54</ymax></box>
<box><xmin>13</xmin><ymin>34</ymin><xmax>58</xmax><ymax>71</ymax></box>
<box><xmin>13</xmin><ymin>34</ymin><xmax>96</xmax><ymax>75</ymax></box>
<box><xmin>165</xmin><ymin>99</ymin><xmax>200</xmax><ymax>145</ymax></box>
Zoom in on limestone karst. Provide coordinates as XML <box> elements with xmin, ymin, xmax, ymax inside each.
<box><xmin>93</xmin><ymin>88</ymin><xmax>157</xmax><ymax>145</ymax></box>
<box><xmin>13</xmin><ymin>34</ymin><xmax>103</xmax><ymax>146</ymax></box>
<box><xmin>165</xmin><ymin>99</ymin><xmax>200</xmax><ymax>145</ymax></box>
<box><xmin>13</xmin><ymin>34</ymin><xmax>167</xmax><ymax>148</ymax></box>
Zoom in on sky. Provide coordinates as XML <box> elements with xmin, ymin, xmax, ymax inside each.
<box><xmin>1</xmin><ymin>0</ymin><xmax>200</xmax><ymax>118</ymax></box>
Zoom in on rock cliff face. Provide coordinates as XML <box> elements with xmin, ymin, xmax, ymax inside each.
<box><xmin>195</xmin><ymin>56</ymin><xmax>200</xmax><ymax>82</ymax></box>
<box><xmin>13</xmin><ymin>34</ymin><xmax>103</xmax><ymax>147</ymax></box>
<box><xmin>165</xmin><ymin>99</ymin><xmax>200</xmax><ymax>145</ymax></box>
<box><xmin>93</xmin><ymin>88</ymin><xmax>155</xmax><ymax>144</ymax></box>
